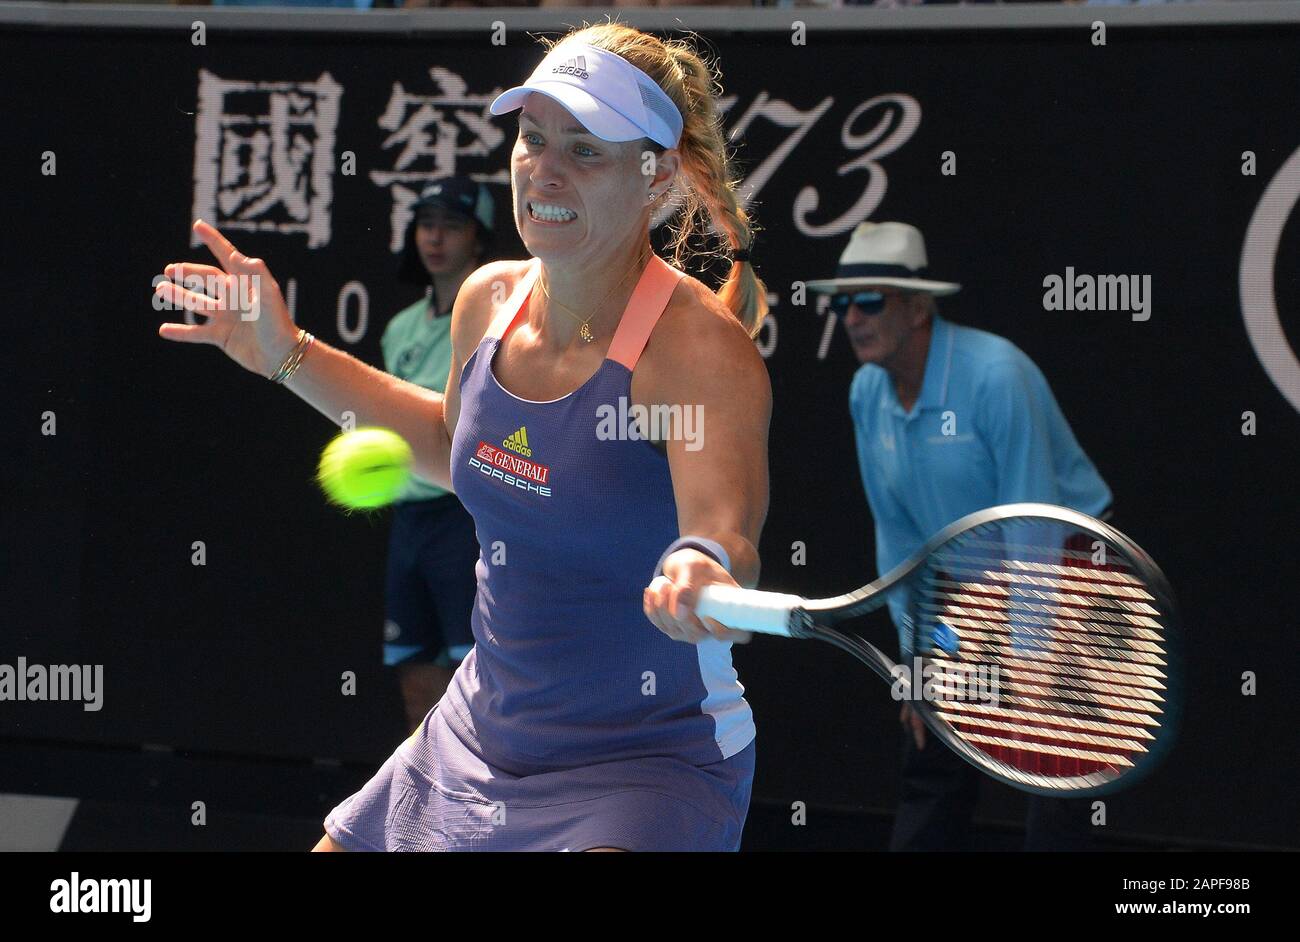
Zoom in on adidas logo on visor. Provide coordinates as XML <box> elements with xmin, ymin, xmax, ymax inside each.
<box><xmin>551</xmin><ymin>56</ymin><xmax>589</xmax><ymax>80</ymax></box>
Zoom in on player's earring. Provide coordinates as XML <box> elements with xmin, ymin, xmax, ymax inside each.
<box><xmin>648</xmin><ymin>191</ymin><xmax>657</xmax><ymax>202</ymax></box>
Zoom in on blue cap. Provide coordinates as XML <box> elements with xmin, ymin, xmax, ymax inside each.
<box><xmin>413</xmin><ymin>177</ymin><xmax>495</xmax><ymax>235</ymax></box>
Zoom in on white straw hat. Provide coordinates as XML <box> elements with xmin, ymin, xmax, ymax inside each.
<box><xmin>805</xmin><ymin>221</ymin><xmax>961</xmax><ymax>296</ymax></box>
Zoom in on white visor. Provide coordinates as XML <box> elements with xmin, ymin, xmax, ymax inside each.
<box><xmin>490</xmin><ymin>42</ymin><xmax>683</xmax><ymax>150</ymax></box>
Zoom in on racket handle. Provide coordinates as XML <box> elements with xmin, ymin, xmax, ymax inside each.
<box><xmin>695</xmin><ymin>584</ymin><xmax>804</xmax><ymax>638</ymax></box>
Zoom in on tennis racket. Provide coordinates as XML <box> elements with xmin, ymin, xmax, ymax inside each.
<box><xmin>696</xmin><ymin>503</ymin><xmax>1182</xmax><ymax>796</ymax></box>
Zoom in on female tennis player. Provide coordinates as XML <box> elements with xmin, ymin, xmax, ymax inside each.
<box><xmin>156</xmin><ymin>24</ymin><xmax>771</xmax><ymax>851</ymax></box>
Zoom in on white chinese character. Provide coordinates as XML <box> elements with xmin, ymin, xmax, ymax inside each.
<box><xmin>370</xmin><ymin>67</ymin><xmax>508</xmax><ymax>252</ymax></box>
<box><xmin>192</xmin><ymin>69</ymin><xmax>342</xmax><ymax>248</ymax></box>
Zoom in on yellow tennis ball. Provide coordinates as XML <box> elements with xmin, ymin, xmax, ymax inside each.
<box><xmin>317</xmin><ymin>427</ymin><xmax>413</xmax><ymax>510</ymax></box>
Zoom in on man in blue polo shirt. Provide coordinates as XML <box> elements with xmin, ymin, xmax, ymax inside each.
<box><xmin>808</xmin><ymin>221</ymin><xmax>1112</xmax><ymax>851</ymax></box>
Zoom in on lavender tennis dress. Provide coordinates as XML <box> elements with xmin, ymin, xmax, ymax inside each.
<box><xmin>324</xmin><ymin>255</ymin><xmax>756</xmax><ymax>851</ymax></box>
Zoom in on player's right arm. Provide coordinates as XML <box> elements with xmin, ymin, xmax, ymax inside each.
<box><xmin>441</xmin><ymin>260</ymin><xmax>520</xmax><ymax>449</ymax></box>
<box><xmin>156</xmin><ymin>220</ymin><xmax>503</xmax><ymax>492</ymax></box>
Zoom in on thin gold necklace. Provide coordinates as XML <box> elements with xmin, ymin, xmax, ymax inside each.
<box><xmin>538</xmin><ymin>247</ymin><xmax>649</xmax><ymax>344</ymax></box>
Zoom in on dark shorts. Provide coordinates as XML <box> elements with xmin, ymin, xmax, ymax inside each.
<box><xmin>383</xmin><ymin>495</ymin><xmax>479</xmax><ymax>667</ymax></box>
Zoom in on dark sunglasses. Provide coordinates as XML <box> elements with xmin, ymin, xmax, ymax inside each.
<box><xmin>828</xmin><ymin>290</ymin><xmax>888</xmax><ymax>318</ymax></box>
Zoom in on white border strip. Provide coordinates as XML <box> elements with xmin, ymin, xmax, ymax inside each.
<box><xmin>0</xmin><ymin>793</ymin><xmax>78</xmax><ymax>852</ymax></box>
<box><xmin>3</xmin><ymin>1</ymin><xmax>1300</xmax><ymax>34</ymax></box>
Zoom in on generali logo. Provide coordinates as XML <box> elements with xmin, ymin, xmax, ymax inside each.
<box><xmin>470</xmin><ymin>440</ymin><xmax>552</xmax><ymax>498</ymax></box>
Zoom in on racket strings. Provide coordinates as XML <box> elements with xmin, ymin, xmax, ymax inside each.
<box><xmin>920</xmin><ymin>600</ymin><xmax>1165</xmax><ymax>652</ymax></box>
<box><xmin>931</xmin><ymin>588</ymin><xmax>1162</xmax><ymax>632</ymax></box>
<box><xmin>924</xmin><ymin>616</ymin><xmax>1169</xmax><ymax>666</ymax></box>
<box><xmin>928</xmin><ymin>647</ymin><xmax>1167</xmax><ymax>689</ymax></box>
<box><xmin>926</xmin><ymin>652</ymin><xmax>1164</xmax><ymax>703</ymax></box>
<box><xmin>950</xmin><ymin>537</ymin><xmax>1140</xmax><ymax>575</ymax></box>
<box><xmin>927</xmin><ymin>561</ymin><xmax>1164</xmax><ymax>619</ymax></box>
<box><xmin>911</xmin><ymin>523</ymin><xmax>1173</xmax><ymax>789</ymax></box>
<box><xmin>919</xmin><ymin>576</ymin><xmax>1169</xmax><ymax>663</ymax></box>
<box><xmin>934</xmin><ymin>699</ymin><xmax>1158</xmax><ymax>737</ymax></box>
<box><xmin>929</xmin><ymin>577</ymin><xmax>1162</xmax><ymax>625</ymax></box>
<box><xmin>954</xmin><ymin>567</ymin><xmax>1157</xmax><ymax>604</ymax></box>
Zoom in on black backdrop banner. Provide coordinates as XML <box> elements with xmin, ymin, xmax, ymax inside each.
<box><xmin>2</xmin><ymin>16</ymin><xmax>1298</xmax><ymax>849</ymax></box>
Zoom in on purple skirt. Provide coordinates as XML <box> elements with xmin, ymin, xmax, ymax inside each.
<box><xmin>324</xmin><ymin>703</ymin><xmax>756</xmax><ymax>852</ymax></box>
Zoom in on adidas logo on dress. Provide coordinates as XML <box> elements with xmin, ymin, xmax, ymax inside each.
<box><xmin>501</xmin><ymin>426</ymin><xmax>533</xmax><ymax>457</ymax></box>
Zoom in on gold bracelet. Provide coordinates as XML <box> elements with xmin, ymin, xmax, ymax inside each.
<box><xmin>268</xmin><ymin>330</ymin><xmax>304</xmax><ymax>383</ymax></box>
<box><xmin>269</xmin><ymin>329</ymin><xmax>315</xmax><ymax>384</ymax></box>
<box><xmin>278</xmin><ymin>331</ymin><xmax>315</xmax><ymax>384</ymax></box>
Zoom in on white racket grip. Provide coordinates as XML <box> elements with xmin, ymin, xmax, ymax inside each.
<box><xmin>695</xmin><ymin>584</ymin><xmax>804</xmax><ymax>638</ymax></box>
